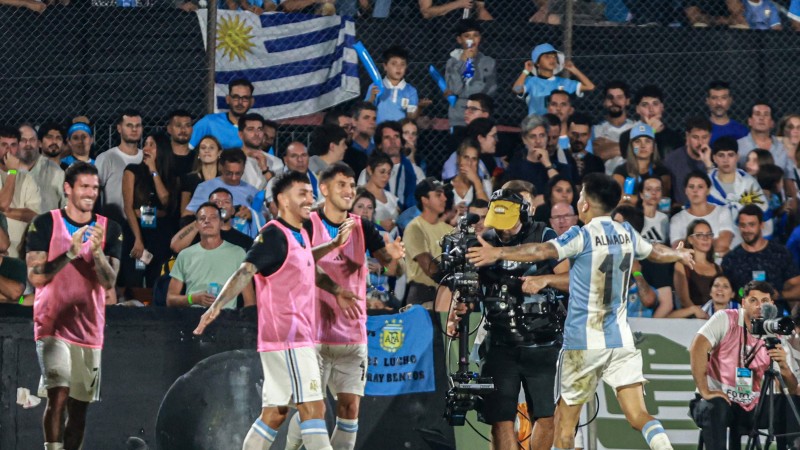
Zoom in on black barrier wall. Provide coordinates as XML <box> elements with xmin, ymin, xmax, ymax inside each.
<box><xmin>0</xmin><ymin>305</ymin><xmax>455</xmax><ymax>449</ymax></box>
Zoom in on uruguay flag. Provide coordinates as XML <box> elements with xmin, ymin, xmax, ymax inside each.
<box><xmin>196</xmin><ymin>11</ymin><xmax>360</xmax><ymax>120</ymax></box>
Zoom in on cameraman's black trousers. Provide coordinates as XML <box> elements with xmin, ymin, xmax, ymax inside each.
<box><xmin>690</xmin><ymin>395</ymin><xmax>767</xmax><ymax>449</ymax></box>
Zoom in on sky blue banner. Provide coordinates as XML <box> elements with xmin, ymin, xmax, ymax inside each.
<box><xmin>365</xmin><ymin>305</ymin><xmax>435</xmax><ymax>396</ymax></box>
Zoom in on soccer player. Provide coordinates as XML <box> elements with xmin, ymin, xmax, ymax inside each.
<box><xmin>284</xmin><ymin>163</ymin><xmax>406</xmax><ymax>450</ymax></box>
<box><xmin>27</xmin><ymin>162</ymin><xmax>123</xmax><ymax>450</ymax></box>
<box><xmin>194</xmin><ymin>171</ymin><xmax>361</xmax><ymax>450</ymax></box>
<box><xmin>467</xmin><ymin>173</ymin><xmax>694</xmax><ymax>450</ymax></box>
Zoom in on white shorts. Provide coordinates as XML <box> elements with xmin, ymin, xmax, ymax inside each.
<box><xmin>259</xmin><ymin>346</ymin><xmax>324</xmax><ymax>407</ymax></box>
<box><xmin>36</xmin><ymin>336</ymin><xmax>102</xmax><ymax>403</ymax></box>
<box><xmin>555</xmin><ymin>347</ymin><xmax>647</xmax><ymax>406</ymax></box>
<box><xmin>318</xmin><ymin>343</ymin><xmax>368</xmax><ymax>398</ymax></box>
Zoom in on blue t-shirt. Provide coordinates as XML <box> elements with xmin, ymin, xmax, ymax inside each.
<box><xmin>710</xmin><ymin>120</ymin><xmax>749</xmax><ymax>143</ymax></box>
<box><xmin>791</xmin><ymin>0</ymin><xmax>800</xmax><ymax>22</ymax></box>
<box><xmin>523</xmin><ymin>76</ymin><xmax>580</xmax><ymax>116</ymax></box>
<box><xmin>367</xmin><ymin>79</ymin><xmax>419</xmax><ymax>124</ymax></box>
<box><xmin>189</xmin><ymin>112</ymin><xmax>242</xmax><ymax>150</ymax></box>
<box><xmin>744</xmin><ymin>0</ymin><xmax>781</xmax><ymax>29</ymax></box>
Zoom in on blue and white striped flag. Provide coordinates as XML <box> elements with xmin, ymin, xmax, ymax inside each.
<box><xmin>196</xmin><ymin>11</ymin><xmax>360</xmax><ymax>120</ymax></box>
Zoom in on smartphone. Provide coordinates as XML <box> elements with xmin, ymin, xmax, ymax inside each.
<box><xmin>139</xmin><ymin>249</ymin><xmax>154</xmax><ymax>265</ymax></box>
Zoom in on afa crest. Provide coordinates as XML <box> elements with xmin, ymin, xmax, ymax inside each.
<box><xmin>309</xmin><ymin>379</ymin><xmax>320</xmax><ymax>393</ymax></box>
<box><xmin>380</xmin><ymin>319</ymin><xmax>405</xmax><ymax>352</ymax></box>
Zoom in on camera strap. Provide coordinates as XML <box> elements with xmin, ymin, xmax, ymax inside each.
<box><xmin>740</xmin><ymin>327</ymin><xmax>763</xmax><ymax>369</ymax></box>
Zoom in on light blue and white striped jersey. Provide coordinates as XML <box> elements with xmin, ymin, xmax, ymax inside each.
<box><xmin>551</xmin><ymin>216</ymin><xmax>653</xmax><ymax>350</ymax></box>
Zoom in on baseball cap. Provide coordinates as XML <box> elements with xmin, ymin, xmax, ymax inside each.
<box><xmin>484</xmin><ymin>189</ymin><xmax>525</xmax><ymax>230</ymax></box>
<box><xmin>629</xmin><ymin>122</ymin><xmax>655</xmax><ymax>140</ymax></box>
<box><xmin>414</xmin><ymin>177</ymin><xmax>445</xmax><ymax>203</ymax></box>
<box><xmin>712</xmin><ymin>136</ymin><xmax>738</xmax><ymax>155</ymax></box>
<box><xmin>531</xmin><ymin>43</ymin><xmax>565</xmax><ymax>75</ymax></box>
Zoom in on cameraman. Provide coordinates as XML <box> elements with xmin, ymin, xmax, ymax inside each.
<box><xmin>476</xmin><ymin>180</ymin><xmax>569</xmax><ymax>450</ymax></box>
<box><xmin>689</xmin><ymin>280</ymin><xmax>798</xmax><ymax>450</ymax></box>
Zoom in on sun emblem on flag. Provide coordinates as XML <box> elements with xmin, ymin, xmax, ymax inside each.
<box><xmin>217</xmin><ymin>15</ymin><xmax>256</xmax><ymax>62</ymax></box>
<box><xmin>739</xmin><ymin>189</ymin><xmax>764</xmax><ymax>206</ymax></box>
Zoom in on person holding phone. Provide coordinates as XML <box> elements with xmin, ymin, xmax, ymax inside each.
<box><xmin>612</xmin><ymin>123</ymin><xmax>671</xmax><ymax>206</ymax></box>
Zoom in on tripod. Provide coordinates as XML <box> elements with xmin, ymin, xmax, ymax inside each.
<box><xmin>745</xmin><ymin>359</ymin><xmax>800</xmax><ymax>450</ymax></box>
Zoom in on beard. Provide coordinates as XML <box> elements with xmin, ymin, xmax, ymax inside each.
<box><xmin>742</xmin><ymin>232</ymin><xmax>761</xmax><ymax>246</ymax></box>
<box><xmin>42</xmin><ymin>145</ymin><xmax>61</xmax><ymax>157</ymax></box>
<box><xmin>607</xmin><ymin>107</ymin><xmax>624</xmax><ymax>118</ymax></box>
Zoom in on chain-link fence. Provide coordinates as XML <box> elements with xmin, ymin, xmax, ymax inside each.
<box><xmin>1</xmin><ymin>0</ymin><xmax>799</xmax><ymax>172</ymax></box>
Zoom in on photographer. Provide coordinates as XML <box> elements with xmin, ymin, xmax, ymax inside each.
<box><xmin>689</xmin><ymin>280</ymin><xmax>798</xmax><ymax>450</ymax></box>
<box><xmin>475</xmin><ymin>181</ymin><xmax>569</xmax><ymax>450</ymax></box>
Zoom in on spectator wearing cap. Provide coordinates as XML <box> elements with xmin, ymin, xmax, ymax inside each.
<box><xmin>593</xmin><ymin>80</ymin><xmax>635</xmax><ymax>162</ymax></box>
<box><xmin>707</xmin><ymin>136</ymin><xmax>767</xmax><ymax>247</ymax></box>
<box><xmin>188</xmin><ymin>78</ymin><xmax>254</xmax><ymax>151</ymax></box>
<box><xmin>18</xmin><ymin>123</ymin><xmax>64</xmax><ymax>212</ymax></box>
<box><xmin>403</xmin><ymin>178</ymin><xmax>453</xmax><ymax>306</ymax></box>
<box><xmin>512</xmin><ymin>43</ymin><xmax>594</xmax><ymax>117</ymax></box>
<box><xmin>669</xmin><ymin>171</ymin><xmax>734</xmax><ymax>258</ymax></box>
<box><xmin>445</xmin><ymin>19</ymin><xmax>497</xmax><ymax>129</ymax></box>
<box><xmin>62</xmin><ymin>121</ymin><xmax>95</xmax><ymax>169</ymax></box>
<box><xmin>612</xmin><ymin>122</ymin><xmax>671</xmax><ymax>205</ymax></box>
<box><xmin>664</xmin><ymin>117</ymin><xmax>714</xmax><ymax>206</ymax></box>
<box><xmin>618</xmin><ymin>85</ymin><xmax>683</xmax><ymax>161</ymax></box>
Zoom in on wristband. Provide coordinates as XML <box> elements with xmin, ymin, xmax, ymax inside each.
<box><xmin>633</xmin><ymin>271</ymin><xmax>643</xmax><ymax>278</ymax></box>
<box><xmin>152</xmin><ymin>171</ymin><xmax>158</xmax><ymax>177</ymax></box>
<box><xmin>66</xmin><ymin>249</ymin><xmax>79</xmax><ymax>260</ymax></box>
<box><xmin>187</xmin><ymin>294</ymin><xmax>193</xmax><ymax>305</ymax></box>
<box><xmin>381</xmin><ymin>266</ymin><xmax>388</xmax><ymax>275</ymax></box>
<box><xmin>522</xmin><ymin>69</ymin><xmax>531</xmax><ymax>76</ymax></box>
<box><xmin>7</xmin><ymin>169</ymin><xmax>17</xmax><ymax>175</ymax></box>
<box><xmin>18</xmin><ymin>295</ymin><xmax>24</xmax><ymax>305</ymax></box>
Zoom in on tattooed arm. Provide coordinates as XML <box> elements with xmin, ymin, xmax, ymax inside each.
<box><xmin>27</xmin><ymin>225</ymin><xmax>88</xmax><ymax>288</ymax></box>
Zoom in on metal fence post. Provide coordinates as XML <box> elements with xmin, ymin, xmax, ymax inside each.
<box><xmin>206</xmin><ymin>0</ymin><xmax>218</xmax><ymax>115</ymax></box>
<box><xmin>562</xmin><ymin>0</ymin><xmax>573</xmax><ymax>59</ymax></box>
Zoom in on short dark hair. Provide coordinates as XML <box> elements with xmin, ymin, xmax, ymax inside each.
<box><xmin>756</xmin><ymin>163</ymin><xmax>784</xmax><ymax>193</ymax></box>
<box><xmin>375</xmin><ymin>121</ymin><xmax>404</xmax><ymax>147</ymax></box>
<box><xmin>271</xmin><ymin>171</ymin><xmax>312</xmax><ymax>208</ymax></box>
<box><xmin>467</xmin><ymin>93</ymin><xmax>494</xmax><ymax>116</ymax></box>
<box><xmin>611</xmin><ymin>204</ymin><xmax>644</xmax><ymax>233</ymax></box>
<box><xmin>38</xmin><ymin>122</ymin><xmax>64</xmax><ymax>140</ymax></box>
<box><xmin>167</xmin><ymin>109</ymin><xmax>193</xmax><ymax>124</ymax></box>
<box><xmin>706</xmin><ymin>80</ymin><xmax>731</xmax><ymax>95</ymax></box>
<box><xmin>0</xmin><ymin>125</ymin><xmax>21</xmax><ymax>141</ymax></box>
<box><xmin>351</xmin><ymin>101</ymin><xmax>377</xmax><ymax>119</ymax></box>
<box><xmin>749</xmin><ymin>101</ymin><xmax>774</xmax><ymax>119</ymax></box>
<box><xmin>712</xmin><ymin>136</ymin><xmax>738</xmax><ymax>155</ymax></box>
<box><xmin>208</xmin><ymin>187</ymin><xmax>233</xmax><ymax>200</ymax></box>
<box><xmin>567</xmin><ymin>112</ymin><xmax>593</xmax><ymax>128</ymax></box>
<box><xmin>195</xmin><ymin>201</ymin><xmax>222</xmax><ymax>219</ymax></box>
<box><xmin>220</xmin><ymin>148</ymin><xmax>247</xmax><ymax>166</ymax></box>
<box><xmin>116</xmin><ymin>108</ymin><xmax>142</xmax><ymax>125</ymax></box>
<box><xmin>382</xmin><ymin>45</ymin><xmax>409</xmax><ymax>63</ymax></box>
<box><xmin>603</xmin><ymin>80</ymin><xmax>630</xmax><ymax>98</ymax></box>
<box><xmin>64</xmin><ymin>161</ymin><xmax>99</xmax><ymax>187</ymax></box>
<box><xmin>582</xmin><ymin>173</ymin><xmax>621</xmax><ymax>213</ymax></box>
<box><xmin>466</xmin><ymin>118</ymin><xmax>496</xmax><ymax>140</ymax></box>
<box><xmin>547</xmin><ymin>90</ymin><xmax>571</xmax><ymax>104</ymax></box>
<box><xmin>228</xmin><ymin>78</ymin><xmax>254</xmax><ymax>95</ymax></box>
<box><xmin>684</xmin><ymin>170</ymin><xmax>711</xmax><ymax>190</ymax></box>
<box><xmin>319</xmin><ymin>162</ymin><xmax>355</xmax><ymax>185</ymax></box>
<box><xmin>309</xmin><ymin>125</ymin><xmax>348</xmax><ymax>156</ymax></box>
<box><xmin>469</xmin><ymin>198</ymin><xmax>489</xmax><ymax>209</ymax></box>
<box><xmin>543</xmin><ymin>113</ymin><xmax>561</xmax><ymax>129</ymax></box>
<box><xmin>737</xmin><ymin>204</ymin><xmax>764</xmax><ymax>224</ymax></box>
<box><xmin>367</xmin><ymin>152</ymin><xmax>393</xmax><ymax>171</ymax></box>
<box><xmin>633</xmin><ymin>85</ymin><xmax>664</xmax><ymax>105</ymax></box>
<box><xmin>685</xmin><ymin>116</ymin><xmax>712</xmax><ymax>134</ymax></box>
<box><xmin>742</xmin><ymin>280</ymin><xmax>776</xmax><ymax>299</ymax></box>
<box><xmin>455</xmin><ymin>18</ymin><xmax>482</xmax><ymax>35</ymax></box>
<box><xmin>323</xmin><ymin>109</ymin><xmax>350</xmax><ymax>126</ymax></box>
<box><xmin>238</xmin><ymin>113</ymin><xmax>264</xmax><ymax>132</ymax></box>
<box><xmin>501</xmin><ymin>179</ymin><xmax>537</xmax><ymax>197</ymax></box>
<box><xmin>263</xmin><ymin>120</ymin><xmax>278</xmax><ymax>131</ymax></box>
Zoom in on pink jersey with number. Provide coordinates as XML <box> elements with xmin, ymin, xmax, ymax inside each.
<box><xmin>34</xmin><ymin>209</ymin><xmax>109</xmax><ymax>349</ymax></box>
<box><xmin>706</xmin><ymin>309</ymin><xmax>771</xmax><ymax>411</ymax></box>
<box><xmin>254</xmin><ymin>219</ymin><xmax>317</xmax><ymax>352</ymax></box>
<box><xmin>310</xmin><ymin>212</ymin><xmax>368</xmax><ymax>345</ymax></box>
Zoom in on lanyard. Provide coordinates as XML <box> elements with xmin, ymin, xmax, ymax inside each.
<box><xmin>740</xmin><ymin>326</ymin><xmax>762</xmax><ymax>369</ymax></box>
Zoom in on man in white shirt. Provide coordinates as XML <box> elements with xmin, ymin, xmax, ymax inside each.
<box><xmin>96</xmin><ymin>109</ymin><xmax>143</xmax><ymax>221</ymax></box>
<box><xmin>238</xmin><ymin>113</ymin><xmax>283</xmax><ymax>191</ymax></box>
<box><xmin>593</xmin><ymin>80</ymin><xmax>635</xmax><ymax>162</ymax></box>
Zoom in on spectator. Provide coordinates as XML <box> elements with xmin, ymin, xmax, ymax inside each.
<box><xmin>166</xmin><ymin>110</ymin><xmax>195</xmax><ymax>179</ymax></box>
<box><xmin>673</xmin><ymin>219</ymin><xmax>721</xmax><ymax>317</ymax></box>
<box><xmin>619</xmin><ymin>85</ymin><xmax>683</xmax><ymax>161</ymax></box>
<box><xmin>544</xmin><ymin>100</ymin><xmax>579</xmax><ymax>171</ymax></box>
<box><xmin>744</xmin><ymin>149</ymin><xmax>773</xmax><ymax>177</ymax></box>
<box><xmin>171</xmin><ymin>187</ymin><xmax>254</xmax><ymax>254</ymax></box>
<box><xmin>0</xmin><ymin>126</ymin><xmax>41</xmax><ymax>258</ymax></box>
<box><xmin>419</xmin><ymin>0</ymin><xmax>492</xmax><ymax>20</ymax></box>
<box><xmin>611</xmin><ymin>205</ymin><xmax>662</xmax><ymax>318</ymax></box>
<box><xmin>62</xmin><ymin>121</ymin><xmax>95</xmax><ymax>169</ymax></box>
<box><xmin>593</xmin><ymin>80</ymin><xmax>635</xmax><ymax>162</ymax></box>
<box><xmin>638</xmin><ymin>176</ymin><xmax>675</xmax><ymax>317</ymax></box>
<box><xmin>700</xmin><ymin>274</ymin><xmax>740</xmax><ymax>316</ymax></box>
<box><xmin>612</xmin><ymin>122</ymin><xmax>671</xmax><ymax>205</ymax></box>
<box><xmin>19</xmin><ymin>123</ymin><xmax>64</xmax><ymax>212</ymax></box>
<box><xmin>792</xmin><ymin>0</ymin><xmax>800</xmax><ymax>31</ymax></box>
<box><xmin>223</xmin><ymin>0</ymin><xmax>276</xmax><ymax>14</ymax></box>
<box><xmin>546</xmin><ymin>90</ymin><xmax>574</xmax><ymax>139</ymax></box>
<box><xmin>260</xmin><ymin>119</ymin><xmax>278</xmax><ymax>156</ymax></box>
<box><xmin>684</xmin><ymin>0</ymin><xmax>747</xmax><ymax>27</ymax></box>
<box><xmin>263</xmin><ymin>142</ymin><xmax>319</xmax><ymax>220</ymax></box>
<box><xmin>122</xmin><ymin>132</ymin><xmax>178</xmax><ymax>288</ymax></box>
<box><xmin>669</xmin><ymin>171</ymin><xmax>734</xmax><ymax>257</ymax></box>
<box><xmin>512</xmin><ymin>43</ymin><xmax>594</xmax><ymax>117</ymax></box>
<box><xmin>348</xmin><ymin>189</ymin><xmax>393</xmax><ymax>310</ymax></box>
<box><xmin>466</xmin><ymin>117</ymin><xmax>504</xmax><ymax>179</ymax></box>
<box><xmin>167</xmin><ymin>202</ymin><xmax>255</xmax><ymax>309</ymax></box>
<box><xmin>239</xmin><ymin>113</ymin><xmax>284</xmax><ymax>191</ymax></box>
<box><xmin>529</xmin><ymin>0</ymin><xmax>563</xmax><ymax>23</ymax></box>
<box><xmin>185</xmin><ymin>149</ymin><xmax>259</xmax><ymax>215</ymax></box>
<box><xmin>663</xmin><ymin>117</ymin><xmax>713</xmax><ymax>205</ymax></box>
<box><xmin>737</xmin><ymin>102</ymin><xmax>798</xmax><ymax>210</ymax></box>
<box><xmin>366</xmin><ymin>46</ymin><xmax>429</xmax><ymax>124</ymax></box>
<box><xmin>96</xmin><ymin>109</ymin><xmax>143</xmax><ymax>222</ymax></box>
<box><xmin>0</xmin><ymin>213</ymin><xmax>25</xmax><ymax>302</ymax></box>
<box><xmin>180</xmin><ymin>136</ymin><xmax>222</xmax><ymax>215</ymax></box>
<box><xmin>400</xmin><ymin>118</ymin><xmax>421</xmax><ymax>168</ymax></box>
<box><xmin>189</xmin><ymin>78</ymin><xmax>254</xmax><ymax>150</ymax></box>
<box><xmin>362</xmin><ymin>153</ymin><xmax>400</xmax><ymax>233</ymax></box>
<box><xmin>446</xmin><ymin>139</ymin><xmax>491</xmax><ymax>219</ymax></box>
<box><xmin>343</xmin><ymin>102</ymin><xmax>377</xmax><ymax>177</ymax></box>
<box><xmin>777</xmin><ymin>113</ymin><xmax>800</xmax><ymax>169</ymax></box>
<box><xmin>743</xmin><ymin>0</ymin><xmax>781</xmax><ymax>29</ymax></box>
<box><xmin>468</xmin><ymin>198</ymin><xmax>489</xmax><ymax>235</ymax></box>
<box><xmin>706</xmin><ymin>81</ymin><xmax>749</xmax><ymax>142</ymax></box>
<box><xmin>445</xmin><ymin>20</ymin><xmax>497</xmax><ymax>128</ymax></box>
<box><xmin>533</xmin><ymin>174</ymin><xmax>573</xmax><ymax>223</ymax></box>
<box><xmin>506</xmin><ymin>115</ymin><xmax>572</xmax><ymax>207</ymax></box>
<box><xmin>707</xmin><ymin>137</ymin><xmax>767</xmax><ymax>246</ymax></box>
<box><xmin>568</xmin><ymin>113</ymin><xmax>605</xmax><ymax>182</ymax></box>
<box><xmin>404</xmin><ymin>178</ymin><xmax>453</xmax><ymax>305</ymax></box>
<box><xmin>548</xmin><ymin>201</ymin><xmax>578</xmax><ymax>236</ymax></box>
<box><xmin>721</xmin><ymin>205</ymin><xmax>800</xmax><ymax>312</ymax></box>
<box><xmin>756</xmin><ymin>163</ymin><xmax>788</xmax><ymax>241</ymax></box>
<box><xmin>323</xmin><ymin>109</ymin><xmax>354</xmax><ymax>144</ymax></box>
<box><xmin>35</xmin><ymin>121</ymin><xmax>66</xmax><ymax>171</ymax></box>
<box><xmin>308</xmin><ymin>124</ymin><xmax>348</xmax><ymax>176</ymax></box>
<box><xmin>443</xmin><ymin>94</ymin><xmax>494</xmax><ymax>179</ymax></box>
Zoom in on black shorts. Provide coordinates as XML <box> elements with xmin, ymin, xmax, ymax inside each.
<box><xmin>478</xmin><ymin>343</ymin><xmax>560</xmax><ymax>424</ymax></box>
